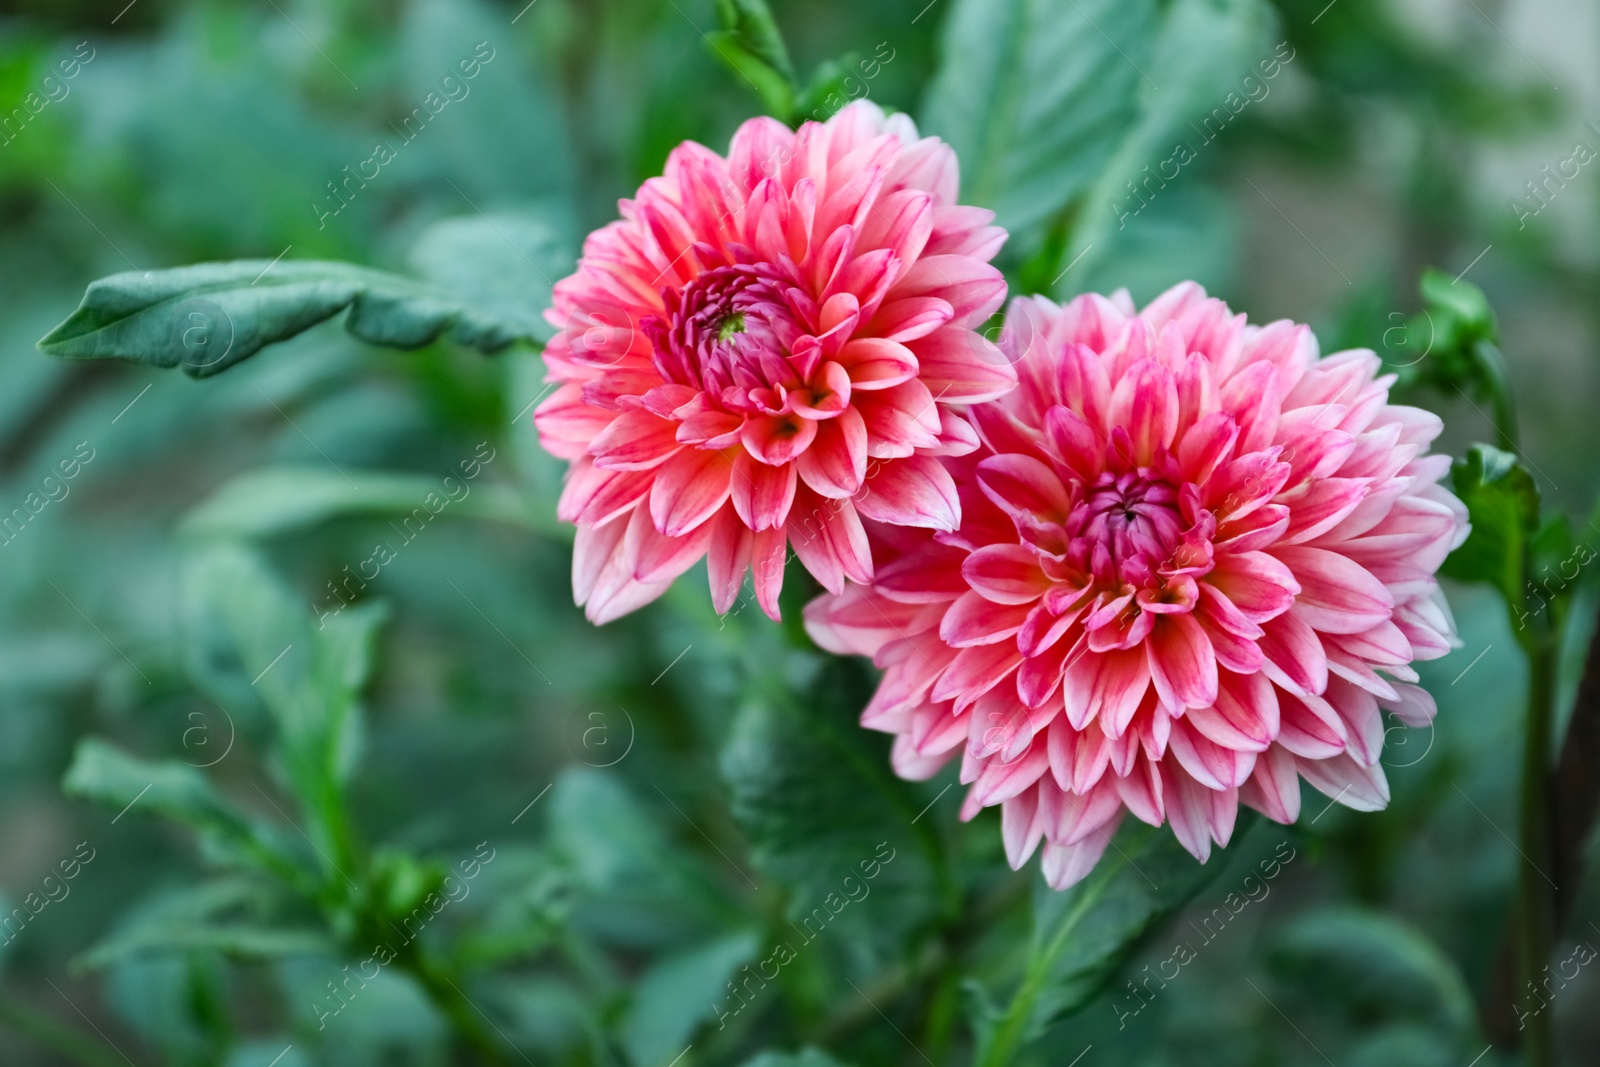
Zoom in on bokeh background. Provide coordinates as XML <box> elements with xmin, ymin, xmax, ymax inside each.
<box><xmin>0</xmin><ymin>0</ymin><xmax>1596</xmax><ymax>1064</ymax></box>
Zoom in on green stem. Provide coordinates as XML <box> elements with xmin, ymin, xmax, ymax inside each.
<box><xmin>977</xmin><ymin>858</ymin><xmax>1122</xmax><ymax>1067</ymax></box>
<box><xmin>1516</xmin><ymin>632</ymin><xmax>1559</xmax><ymax>1067</ymax></box>
<box><xmin>405</xmin><ymin>955</ymin><xmax>512</xmax><ymax>1067</ymax></box>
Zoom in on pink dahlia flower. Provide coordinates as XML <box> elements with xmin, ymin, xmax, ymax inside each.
<box><xmin>534</xmin><ymin>101</ymin><xmax>1014</xmax><ymax>623</ymax></box>
<box><xmin>805</xmin><ymin>283</ymin><xmax>1469</xmax><ymax>889</ymax></box>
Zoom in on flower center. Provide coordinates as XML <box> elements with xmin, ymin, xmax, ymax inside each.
<box><xmin>642</xmin><ymin>263</ymin><xmax>805</xmax><ymax>413</ymax></box>
<box><xmin>1072</xmin><ymin>470</ymin><xmax>1185</xmax><ymax>575</ymax></box>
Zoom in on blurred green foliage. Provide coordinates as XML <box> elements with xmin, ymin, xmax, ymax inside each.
<box><xmin>0</xmin><ymin>0</ymin><xmax>1597</xmax><ymax>1066</ymax></box>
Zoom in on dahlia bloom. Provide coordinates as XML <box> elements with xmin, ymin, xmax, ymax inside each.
<box><xmin>534</xmin><ymin>101</ymin><xmax>1014</xmax><ymax>623</ymax></box>
<box><xmin>805</xmin><ymin>284</ymin><xmax>1469</xmax><ymax>889</ymax></box>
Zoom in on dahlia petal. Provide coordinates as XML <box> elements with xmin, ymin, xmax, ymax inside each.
<box><xmin>1276</xmin><ymin>691</ymin><xmax>1348</xmax><ymax>760</ymax></box>
<box><xmin>1169</xmin><ymin>718</ymin><xmax>1255</xmax><ymax>790</ymax></box>
<box><xmin>911</xmin><ymin>327</ymin><xmax>1018</xmax><ymax>403</ymax></box>
<box><xmin>1161</xmin><ymin>761</ymin><xmax>1224</xmax><ymax>863</ymax></box>
<box><xmin>1177</xmin><ymin>410</ymin><xmax>1239</xmax><ymax>484</ymax></box>
<box><xmin>750</xmin><ymin>525</ymin><xmax>787</xmax><ymax>621</ymax></box>
<box><xmin>1047</xmin><ymin>717</ymin><xmax>1112</xmax><ymax>794</ymax></box>
<box><xmin>707</xmin><ymin>507</ymin><xmax>753</xmax><ymax>614</ymax></box>
<box><xmin>1043</xmin><ymin>406</ymin><xmax>1104</xmax><ymax>482</ymax></box>
<box><xmin>1208</xmin><ymin>552</ymin><xmax>1299</xmax><ymax>622</ymax></box>
<box><xmin>1379</xmin><ymin>682</ymin><xmax>1437</xmax><ymax>728</ymax></box>
<box><xmin>977</xmin><ymin>454</ymin><xmax>1072</xmax><ymax>525</ymax></box>
<box><xmin>856</xmin><ymin>455</ymin><xmax>960</xmax><ymax>530</ymax></box>
<box><xmin>650</xmin><ymin>448</ymin><xmax>735</xmax><ymax>536</ymax></box>
<box><xmin>839</xmin><ymin>337</ymin><xmax>919</xmax><ymax>391</ymax></box>
<box><xmin>1297</xmin><ymin>752</ymin><xmax>1389</xmax><ymax>812</ymax></box>
<box><xmin>1258</xmin><ymin>609</ymin><xmax>1327</xmax><ymax>697</ymax></box>
<box><xmin>1064</xmin><ymin>646</ymin><xmax>1148</xmax><ymax>734</ymax></box>
<box><xmin>1116</xmin><ymin>758</ymin><xmax>1166</xmax><ymax>826</ymax></box>
<box><xmin>963</xmin><ymin>544</ymin><xmax>1051</xmax><ymax>605</ymax></box>
<box><xmin>741</xmin><ymin>414</ymin><xmax>818</xmax><ymax>466</ymax></box>
<box><xmin>1147</xmin><ymin>613</ymin><xmax>1218</xmax><ymax>712</ymax></box>
<box><xmin>731</xmin><ymin>452</ymin><xmax>798</xmax><ymax>531</ymax></box>
<box><xmin>789</xmin><ymin>493</ymin><xmax>872</xmax><ymax>594</ymax></box>
<box><xmin>1002</xmin><ymin>786</ymin><xmax>1045</xmax><ymax>868</ymax></box>
<box><xmin>1038</xmin><ymin>822</ymin><xmax>1117</xmax><ymax>890</ymax></box>
<box><xmin>968</xmin><ymin>744</ymin><xmax>1050</xmax><ymax>806</ymax></box>
<box><xmin>891</xmin><ymin>733</ymin><xmax>953</xmax><ymax>780</ymax></box>
<box><xmin>941</xmin><ymin>590</ymin><xmax>1031</xmax><ymax>647</ymax></box>
<box><xmin>1187</xmin><ymin>669</ymin><xmax>1276</xmax><ymax>752</ymax></box>
<box><xmin>572</xmin><ymin>518</ymin><xmax>628</xmax><ymax>607</ymax></box>
<box><xmin>1271</xmin><ymin>546</ymin><xmax>1393</xmax><ymax>635</ymax></box>
<box><xmin>933</xmin><ymin>641</ymin><xmax>1023</xmax><ymax>710</ymax></box>
<box><xmin>796</xmin><ymin>407</ymin><xmax>868</xmax><ymax>499</ymax></box>
<box><xmin>1239</xmin><ymin>744</ymin><xmax>1301</xmax><ymax>824</ymax></box>
<box><xmin>627</xmin><ymin>504</ymin><xmax>715</xmax><ymax>583</ymax></box>
<box><xmin>1325</xmin><ymin>677</ymin><xmax>1384</xmax><ymax>766</ymax></box>
<box><xmin>1109</xmin><ymin>359</ymin><xmax>1179</xmax><ymax>466</ymax></box>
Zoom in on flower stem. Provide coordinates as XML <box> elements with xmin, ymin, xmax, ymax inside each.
<box><xmin>1516</xmin><ymin>631</ymin><xmax>1558</xmax><ymax>1067</ymax></box>
<box><xmin>977</xmin><ymin>858</ymin><xmax>1120</xmax><ymax>1067</ymax></box>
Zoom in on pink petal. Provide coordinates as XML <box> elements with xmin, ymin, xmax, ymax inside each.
<box><xmin>1146</xmin><ymin>613</ymin><xmax>1219</xmax><ymax>711</ymax></box>
<box><xmin>650</xmin><ymin>448</ymin><xmax>734</xmax><ymax>536</ymax></box>
<box><xmin>731</xmin><ymin>452</ymin><xmax>798</xmax><ymax>531</ymax></box>
<box><xmin>855</xmin><ymin>455</ymin><xmax>960</xmax><ymax>530</ymax></box>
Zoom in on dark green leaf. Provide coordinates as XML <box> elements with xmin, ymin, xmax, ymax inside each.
<box><xmin>621</xmin><ymin>930</ymin><xmax>760</xmax><ymax>1067</ymax></box>
<box><xmin>38</xmin><ymin>260</ymin><xmax>540</xmax><ymax>379</ymax></box>
<box><xmin>1057</xmin><ymin>0</ymin><xmax>1276</xmax><ymax>290</ymax></box>
<box><xmin>1267</xmin><ymin>907</ymin><xmax>1476</xmax><ymax>1039</ymax></box>
<box><xmin>973</xmin><ymin>817</ymin><xmax>1257</xmax><ymax>1066</ymax></box>
<box><xmin>721</xmin><ymin>657</ymin><xmax>945</xmax><ymax>951</ymax></box>
<box><xmin>407</xmin><ymin>209</ymin><xmax>574</xmax><ymax>345</ymax></box>
<box><xmin>1441</xmin><ymin>444</ymin><xmax>1539</xmax><ymax>607</ymax></box>
<box><xmin>921</xmin><ymin>0</ymin><xmax>1158</xmax><ymax>237</ymax></box>
<box><xmin>61</xmin><ymin>739</ymin><xmax>306</xmax><ymax>884</ymax></box>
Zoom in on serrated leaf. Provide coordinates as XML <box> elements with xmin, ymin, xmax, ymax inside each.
<box><xmin>921</xmin><ymin>0</ymin><xmax>1158</xmax><ymax>238</ymax></box>
<box><xmin>1441</xmin><ymin>443</ymin><xmax>1537</xmax><ymax>606</ymax></box>
<box><xmin>1267</xmin><ymin>908</ymin><xmax>1476</xmax><ymax>1040</ymax></box>
<box><xmin>38</xmin><ymin>259</ymin><xmax>540</xmax><ymax>379</ymax></box>
<box><xmin>720</xmin><ymin>657</ymin><xmax>945</xmax><ymax>951</ymax></box>
<box><xmin>62</xmin><ymin>739</ymin><xmax>306</xmax><ymax>884</ymax></box>
<box><xmin>973</xmin><ymin>817</ymin><xmax>1256</xmax><ymax>1066</ymax></box>
<box><xmin>407</xmin><ymin>209</ymin><xmax>574</xmax><ymax>345</ymax></box>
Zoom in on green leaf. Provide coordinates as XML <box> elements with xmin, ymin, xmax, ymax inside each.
<box><xmin>721</xmin><ymin>657</ymin><xmax>946</xmax><ymax>950</ymax></box>
<box><xmin>1267</xmin><ymin>908</ymin><xmax>1476</xmax><ymax>1040</ymax></box>
<box><xmin>621</xmin><ymin>930</ymin><xmax>760</xmax><ymax>1067</ymax></box>
<box><xmin>973</xmin><ymin>817</ymin><xmax>1257</xmax><ymax>1066</ymax></box>
<box><xmin>1056</xmin><ymin>0</ymin><xmax>1277</xmax><ymax>291</ymax></box>
<box><xmin>61</xmin><ymin>739</ymin><xmax>306</xmax><ymax>884</ymax></box>
<box><xmin>178</xmin><ymin>467</ymin><xmax>556</xmax><ymax>542</ymax></box>
<box><xmin>921</xmin><ymin>0</ymin><xmax>1158</xmax><ymax>238</ymax></box>
<box><xmin>708</xmin><ymin>0</ymin><xmax>797</xmax><ymax>119</ymax></box>
<box><xmin>1441</xmin><ymin>444</ymin><xmax>1539</xmax><ymax>609</ymax></box>
<box><xmin>38</xmin><ymin>259</ymin><xmax>541</xmax><ymax>379</ymax></box>
<box><xmin>407</xmin><ymin>209</ymin><xmax>574</xmax><ymax>346</ymax></box>
<box><xmin>181</xmin><ymin>545</ymin><xmax>387</xmax><ymax>874</ymax></box>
